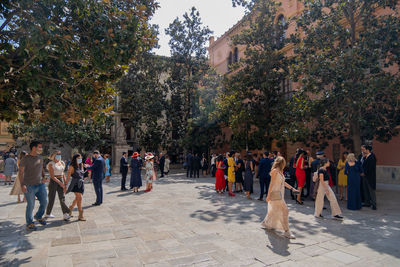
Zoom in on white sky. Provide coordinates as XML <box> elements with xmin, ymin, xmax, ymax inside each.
<box><xmin>150</xmin><ymin>0</ymin><xmax>246</xmax><ymax>56</ymax></box>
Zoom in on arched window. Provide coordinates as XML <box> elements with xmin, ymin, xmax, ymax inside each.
<box><xmin>227</xmin><ymin>51</ymin><xmax>233</xmax><ymax>70</ymax></box>
<box><xmin>233</xmin><ymin>47</ymin><xmax>239</xmax><ymax>63</ymax></box>
<box><xmin>276</xmin><ymin>14</ymin><xmax>286</xmax><ymax>46</ymax></box>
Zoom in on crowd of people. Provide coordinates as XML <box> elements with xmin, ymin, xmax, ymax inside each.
<box><xmin>202</xmin><ymin>145</ymin><xmax>377</xmax><ymax>239</ymax></box>
<box><xmin>1</xmin><ymin>141</ymin><xmax>170</xmax><ymax>231</ymax></box>
<box><xmin>1</xmin><ymin>140</ymin><xmax>377</xmax><ymax>238</ymax></box>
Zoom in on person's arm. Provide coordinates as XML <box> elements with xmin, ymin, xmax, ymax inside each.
<box><xmin>266</xmin><ymin>170</ymin><xmax>276</xmax><ymax>202</ymax></box>
<box><xmin>64</xmin><ymin>165</ymin><xmax>74</xmax><ymax>186</ymax></box>
<box><xmin>250</xmin><ymin>161</ymin><xmax>254</xmax><ymax>172</ymax></box>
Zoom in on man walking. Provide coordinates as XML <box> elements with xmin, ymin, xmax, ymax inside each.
<box><xmin>87</xmin><ymin>150</ymin><xmax>105</xmax><ymax>206</ymax></box>
<box><xmin>258</xmin><ymin>152</ymin><xmax>272</xmax><ymax>201</ymax></box>
<box><xmin>120</xmin><ymin>152</ymin><xmax>129</xmax><ymax>191</ymax></box>
<box><xmin>361</xmin><ymin>145</ymin><xmax>377</xmax><ymax>210</ymax></box>
<box><xmin>186</xmin><ymin>152</ymin><xmax>193</xmax><ymax>178</ymax></box>
<box><xmin>159</xmin><ymin>152</ymin><xmax>165</xmax><ymax>178</ymax></box>
<box><xmin>19</xmin><ymin>141</ymin><xmax>48</xmax><ymax>230</ymax></box>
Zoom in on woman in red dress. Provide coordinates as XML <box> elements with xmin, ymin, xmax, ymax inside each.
<box><xmin>215</xmin><ymin>155</ymin><xmax>226</xmax><ymax>194</ymax></box>
<box><xmin>295</xmin><ymin>149</ymin><xmax>306</xmax><ymax>204</ymax></box>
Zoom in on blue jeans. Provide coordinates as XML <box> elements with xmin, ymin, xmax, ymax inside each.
<box><xmin>93</xmin><ymin>178</ymin><xmax>103</xmax><ymax>204</ymax></box>
<box><xmin>24</xmin><ymin>184</ymin><xmax>48</xmax><ymax>225</ymax></box>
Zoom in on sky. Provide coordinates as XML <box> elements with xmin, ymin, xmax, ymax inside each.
<box><xmin>150</xmin><ymin>0</ymin><xmax>246</xmax><ymax>56</ymax></box>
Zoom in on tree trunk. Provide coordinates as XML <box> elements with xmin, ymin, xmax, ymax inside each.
<box><xmin>351</xmin><ymin>121</ymin><xmax>362</xmax><ymax>157</ymax></box>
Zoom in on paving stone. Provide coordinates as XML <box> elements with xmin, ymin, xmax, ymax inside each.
<box><xmin>51</xmin><ymin>236</ymin><xmax>81</xmax><ymax>247</ymax></box>
<box><xmin>324</xmin><ymin>250</ymin><xmax>361</xmax><ymax>264</ymax></box>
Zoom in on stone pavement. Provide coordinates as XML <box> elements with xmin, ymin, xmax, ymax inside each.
<box><xmin>0</xmin><ymin>171</ymin><xmax>399</xmax><ymax>267</ymax></box>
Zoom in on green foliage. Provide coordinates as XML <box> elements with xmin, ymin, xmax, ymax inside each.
<box><xmin>0</xmin><ymin>0</ymin><xmax>158</xmax><ymax>122</ymax></box>
<box><xmin>165</xmin><ymin>7</ymin><xmax>212</xmax><ymax>154</ymax></box>
<box><xmin>218</xmin><ymin>0</ymin><xmax>289</xmax><ymax>150</ymax></box>
<box><xmin>8</xmin><ymin>113</ymin><xmax>113</xmax><ymax>154</ymax></box>
<box><xmin>289</xmin><ymin>0</ymin><xmax>400</xmax><ymax>154</ymax></box>
<box><xmin>117</xmin><ymin>53</ymin><xmax>168</xmax><ymax>152</ymax></box>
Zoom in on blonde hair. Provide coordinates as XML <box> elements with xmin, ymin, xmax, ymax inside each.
<box><xmin>49</xmin><ymin>151</ymin><xmax>60</xmax><ymax>162</ymax></box>
<box><xmin>346</xmin><ymin>153</ymin><xmax>357</xmax><ymax>163</ymax></box>
<box><xmin>271</xmin><ymin>156</ymin><xmax>286</xmax><ymax>172</ymax></box>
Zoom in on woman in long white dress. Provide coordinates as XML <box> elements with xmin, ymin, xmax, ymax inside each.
<box><xmin>10</xmin><ymin>151</ymin><xmax>28</xmax><ymax>203</ymax></box>
<box><xmin>261</xmin><ymin>156</ymin><xmax>299</xmax><ymax>239</ymax></box>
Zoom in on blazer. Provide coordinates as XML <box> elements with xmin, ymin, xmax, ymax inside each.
<box><xmin>258</xmin><ymin>157</ymin><xmax>272</xmax><ymax>179</ymax></box>
<box><xmin>88</xmin><ymin>156</ymin><xmax>105</xmax><ymax>181</ymax></box>
<box><xmin>120</xmin><ymin>157</ymin><xmax>128</xmax><ymax>173</ymax></box>
<box><xmin>362</xmin><ymin>153</ymin><xmax>377</xmax><ymax>190</ymax></box>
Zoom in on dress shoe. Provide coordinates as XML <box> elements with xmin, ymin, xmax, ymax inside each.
<box><xmin>372</xmin><ymin>206</ymin><xmax>377</xmax><ymax>210</ymax></box>
<box><xmin>257</xmin><ymin>198</ymin><xmax>263</xmax><ymax>201</ymax></box>
<box><xmin>92</xmin><ymin>203</ymin><xmax>100</xmax><ymax>206</ymax></box>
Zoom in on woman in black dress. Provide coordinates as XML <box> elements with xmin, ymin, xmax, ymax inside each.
<box><xmin>244</xmin><ymin>154</ymin><xmax>254</xmax><ymax>199</ymax></box>
<box><xmin>65</xmin><ymin>154</ymin><xmax>86</xmax><ymax>221</ymax></box>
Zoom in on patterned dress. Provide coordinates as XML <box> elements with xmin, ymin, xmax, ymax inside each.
<box><xmin>145</xmin><ymin>161</ymin><xmax>154</xmax><ymax>184</ymax></box>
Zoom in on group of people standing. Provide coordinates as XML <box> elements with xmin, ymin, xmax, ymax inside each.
<box><xmin>185</xmin><ymin>153</ymin><xmax>208</xmax><ymax>178</ymax></box>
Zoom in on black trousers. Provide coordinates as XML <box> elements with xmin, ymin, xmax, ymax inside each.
<box><xmin>121</xmin><ymin>169</ymin><xmax>128</xmax><ymax>189</ymax></box>
<box><xmin>160</xmin><ymin>164</ymin><xmax>164</xmax><ymax>177</ymax></box>
<box><xmin>259</xmin><ymin>176</ymin><xmax>271</xmax><ymax>199</ymax></box>
<box><xmin>305</xmin><ymin>169</ymin><xmax>311</xmax><ymax>197</ymax></box>
<box><xmin>46</xmin><ymin>177</ymin><xmax>70</xmax><ymax>215</ymax></box>
<box><xmin>362</xmin><ymin>176</ymin><xmax>377</xmax><ymax>208</ymax></box>
<box><xmin>93</xmin><ymin>178</ymin><xmax>103</xmax><ymax>204</ymax></box>
<box><xmin>211</xmin><ymin>164</ymin><xmax>216</xmax><ymax>177</ymax></box>
<box><xmin>193</xmin><ymin>168</ymin><xmax>199</xmax><ymax>178</ymax></box>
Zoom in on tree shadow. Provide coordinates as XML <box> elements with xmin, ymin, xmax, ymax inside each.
<box><xmin>0</xmin><ymin>221</ymin><xmax>34</xmax><ymax>266</ymax></box>
<box><xmin>189</xmin><ymin>178</ymin><xmax>400</xmax><ymax>259</ymax></box>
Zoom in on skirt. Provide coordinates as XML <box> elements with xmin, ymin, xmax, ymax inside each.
<box><xmin>67</xmin><ymin>178</ymin><xmax>84</xmax><ymax>194</ymax></box>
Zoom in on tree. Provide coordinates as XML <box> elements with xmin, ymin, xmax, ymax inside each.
<box><xmin>0</xmin><ymin>0</ymin><xmax>158</xmax><ymax>122</ymax></box>
<box><xmin>184</xmin><ymin>68</ymin><xmax>223</xmax><ymax>154</ymax></box>
<box><xmin>165</xmin><ymin>7</ymin><xmax>212</xmax><ymax>154</ymax></box>
<box><xmin>217</xmin><ymin>0</ymin><xmax>289</xmax><ymax>150</ymax></box>
<box><xmin>117</xmin><ymin>53</ymin><xmax>168</xmax><ymax>152</ymax></box>
<box><xmin>8</xmin><ymin>113</ymin><xmax>113</xmax><ymax>155</ymax></box>
<box><xmin>289</xmin><ymin>0</ymin><xmax>400</xmax><ymax>155</ymax></box>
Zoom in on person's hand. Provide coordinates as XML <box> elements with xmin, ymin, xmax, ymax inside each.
<box><xmin>326</xmin><ymin>190</ymin><xmax>330</xmax><ymax>198</ymax></box>
<box><xmin>63</xmin><ymin>186</ymin><xmax>67</xmax><ymax>193</ymax></box>
<box><xmin>21</xmin><ymin>185</ymin><xmax>27</xmax><ymax>193</ymax></box>
<box><xmin>292</xmin><ymin>188</ymin><xmax>300</xmax><ymax>194</ymax></box>
<box><xmin>266</xmin><ymin>196</ymin><xmax>270</xmax><ymax>202</ymax></box>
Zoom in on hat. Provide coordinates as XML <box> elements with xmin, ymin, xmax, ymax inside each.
<box><xmin>145</xmin><ymin>152</ymin><xmax>154</xmax><ymax>160</ymax></box>
<box><xmin>132</xmin><ymin>152</ymin><xmax>139</xmax><ymax>158</ymax></box>
<box><xmin>316</xmin><ymin>151</ymin><xmax>325</xmax><ymax>155</ymax></box>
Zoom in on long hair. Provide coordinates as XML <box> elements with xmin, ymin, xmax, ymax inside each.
<box><xmin>71</xmin><ymin>153</ymin><xmax>83</xmax><ymax>170</ymax></box>
<box><xmin>271</xmin><ymin>156</ymin><xmax>286</xmax><ymax>172</ymax></box>
<box><xmin>49</xmin><ymin>150</ymin><xmax>61</xmax><ymax>162</ymax></box>
<box><xmin>341</xmin><ymin>151</ymin><xmax>349</xmax><ymax>161</ymax></box>
<box><xmin>18</xmin><ymin>151</ymin><xmax>28</xmax><ymax>160</ymax></box>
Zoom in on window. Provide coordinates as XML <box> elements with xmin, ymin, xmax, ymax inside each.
<box><xmin>281</xmin><ymin>78</ymin><xmax>293</xmax><ymax>99</ymax></box>
<box><xmin>276</xmin><ymin>14</ymin><xmax>286</xmax><ymax>47</ymax></box>
<box><xmin>233</xmin><ymin>47</ymin><xmax>239</xmax><ymax>63</ymax></box>
<box><xmin>227</xmin><ymin>51</ymin><xmax>233</xmax><ymax>71</ymax></box>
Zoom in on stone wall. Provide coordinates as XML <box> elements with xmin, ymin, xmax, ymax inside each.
<box><xmin>377</xmin><ymin>166</ymin><xmax>400</xmax><ymax>184</ymax></box>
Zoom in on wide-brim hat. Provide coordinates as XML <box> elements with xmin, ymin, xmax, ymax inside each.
<box><xmin>132</xmin><ymin>152</ymin><xmax>139</xmax><ymax>158</ymax></box>
<box><xmin>145</xmin><ymin>152</ymin><xmax>154</xmax><ymax>160</ymax></box>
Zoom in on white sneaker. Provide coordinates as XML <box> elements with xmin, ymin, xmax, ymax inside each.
<box><xmin>45</xmin><ymin>214</ymin><xmax>55</xmax><ymax>218</ymax></box>
<box><xmin>284</xmin><ymin>231</ymin><xmax>296</xmax><ymax>239</ymax></box>
<box><xmin>63</xmin><ymin>213</ymin><xmax>71</xmax><ymax>221</ymax></box>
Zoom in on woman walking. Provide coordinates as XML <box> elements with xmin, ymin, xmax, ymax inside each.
<box><xmin>130</xmin><ymin>152</ymin><xmax>142</xmax><ymax>192</ymax></box>
<box><xmin>85</xmin><ymin>154</ymin><xmax>93</xmax><ymax>183</ymax></box>
<box><xmin>295</xmin><ymin>149</ymin><xmax>306</xmax><ymax>204</ymax></box>
<box><xmin>45</xmin><ymin>151</ymin><xmax>70</xmax><ymax>220</ymax></box>
<box><xmin>65</xmin><ymin>154</ymin><xmax>86</xmax><ymax>221</ymax></box>
<box><xmin>244</xmin><ymin>154</ymin><xmax>254</xmax><ymax>200</ymax></box>
<box><xmin>314</xmin><ymin>158</ymin><xmax>343</xmax><ymax>220</ymax></box>
<box><xmin>227</xmin><ymin>151</ymin><xmax>236</xmax><ymax>196</ymax></box>
<box><xmin>144</xmin><ymin>153</ymin><xmax>156</xmax><ymax>192</ymax></box>
<box><xmin>261</xmin><ymin>156</ymin><xmax>299</xmax><ymax>239</ymax></box>
<box><xmin>215</xmin><ymin>155</ymin><xmax>226</xmax><ymax>194</ymax></box>
<box><xmin>10</xmin><ymin>151</ymin><xmax>27</xmax><ymax>202</ymax></box>
<box><xmin>345</xmin><ymin>153</ymin><xmax>363</xmax><ymax>210</ymax></box>
<box><xmin>337</xmin><ymin>152</ymin><xmax>349</xmax><ymax>200</ymax></box>
<box><xmin>104</xmin><ymin>154</ymin><xmax>111</xmax><ymax>183</ymax></box>
<box><xmin>4</xmin><ymin>153</ymin><xmax>17</xmax><ymax>185</ymax></box>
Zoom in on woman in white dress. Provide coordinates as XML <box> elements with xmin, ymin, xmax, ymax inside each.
<box><xmin>261</xmin><ymin>156</ymin><xmax>299</xmax><ymax>239</ymax></box>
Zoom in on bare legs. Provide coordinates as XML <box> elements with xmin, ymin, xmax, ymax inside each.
<box><xmin>296</xmin><ymin>187</ymin><xmax>303</xmax><ymax>203</ymax></box>
<box><xmin>69</xmin><ymin>193</ymin><xmax>85</xmax><ymax>221</ymax></box>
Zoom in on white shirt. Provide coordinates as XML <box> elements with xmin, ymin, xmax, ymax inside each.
<box><xmin>47</xmin><ymin>161</ymin><xmax>65</xmax><ymax>176</ymax></box>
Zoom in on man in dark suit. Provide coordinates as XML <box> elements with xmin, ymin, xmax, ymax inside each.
<box><xmin>159</xmin><ymin>152</ymin><xmax>165</xmax><ymax>178</ymax></box>
<box><xmin>87</xmin><ymin>150</ymin><xmax>105</xmax><ymax>206</ymax></box>
<box><xmin>257</xmin><ymin>152</ymin><xmax>272</xmax><ymax>201</ymax></box>
<box><xmin>120</xmin><ymin>152</ymin><xmax>129</xmax><ymax>191</ymax></box>
<box><xmin>186</xmin><ymin>153</ymin><xmax>193</xmax><ymax>178</ymax></box>
<box><xmin>361</xmin><ymin>145</ymin><xmax>377</xmax><ymax>210</ymax></box>
<box><xmin>192</xmin><ymin>153</ymin><xmax>201</xmax><ymax>178</ymax></box>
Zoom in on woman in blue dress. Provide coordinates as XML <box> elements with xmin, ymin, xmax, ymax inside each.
<box><xmin>345</xmin><ymin>153</ymin><xmax>363</xmax><ymax>210</ymax></box>
<box><xmin>104</xmin><ymin>154</ymin><xmax>111</xmax><ymax>183</ymax></box>
<box><xmin>130</xmin><ymin>152</ymin><xmax>142</xmax><ymax>192</ymax></box>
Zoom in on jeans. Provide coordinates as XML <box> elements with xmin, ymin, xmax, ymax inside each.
<box><xmin>25</xmin><ymin>184</ymin><xmax>48</xmax><ymax>225</ymax></box>
<box><xmin>93</xmin><ymin>178</ymin><xmax>103</xmax><ymax>204</ymax></box>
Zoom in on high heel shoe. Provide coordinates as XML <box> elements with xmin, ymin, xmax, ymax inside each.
<box><xmin>296</xmin><ymin>199</ymin><xmax>304</xmax><ymax>205</ymax></box>
<box><xmin>229</xmin><ymin>192</ymin><xmax>236</xmax><ymax>197</ymax></box>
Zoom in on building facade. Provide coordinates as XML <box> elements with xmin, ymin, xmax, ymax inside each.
<box><xmin>208</xmin><ymin>0</ymin><xmax>400</xmax><ymax>184</ymax></box>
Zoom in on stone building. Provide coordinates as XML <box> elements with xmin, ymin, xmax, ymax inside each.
<box><xmin>207</xmin><ymin>0</ymin><xmax>400</xmax><ymax>184</ymax></box>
